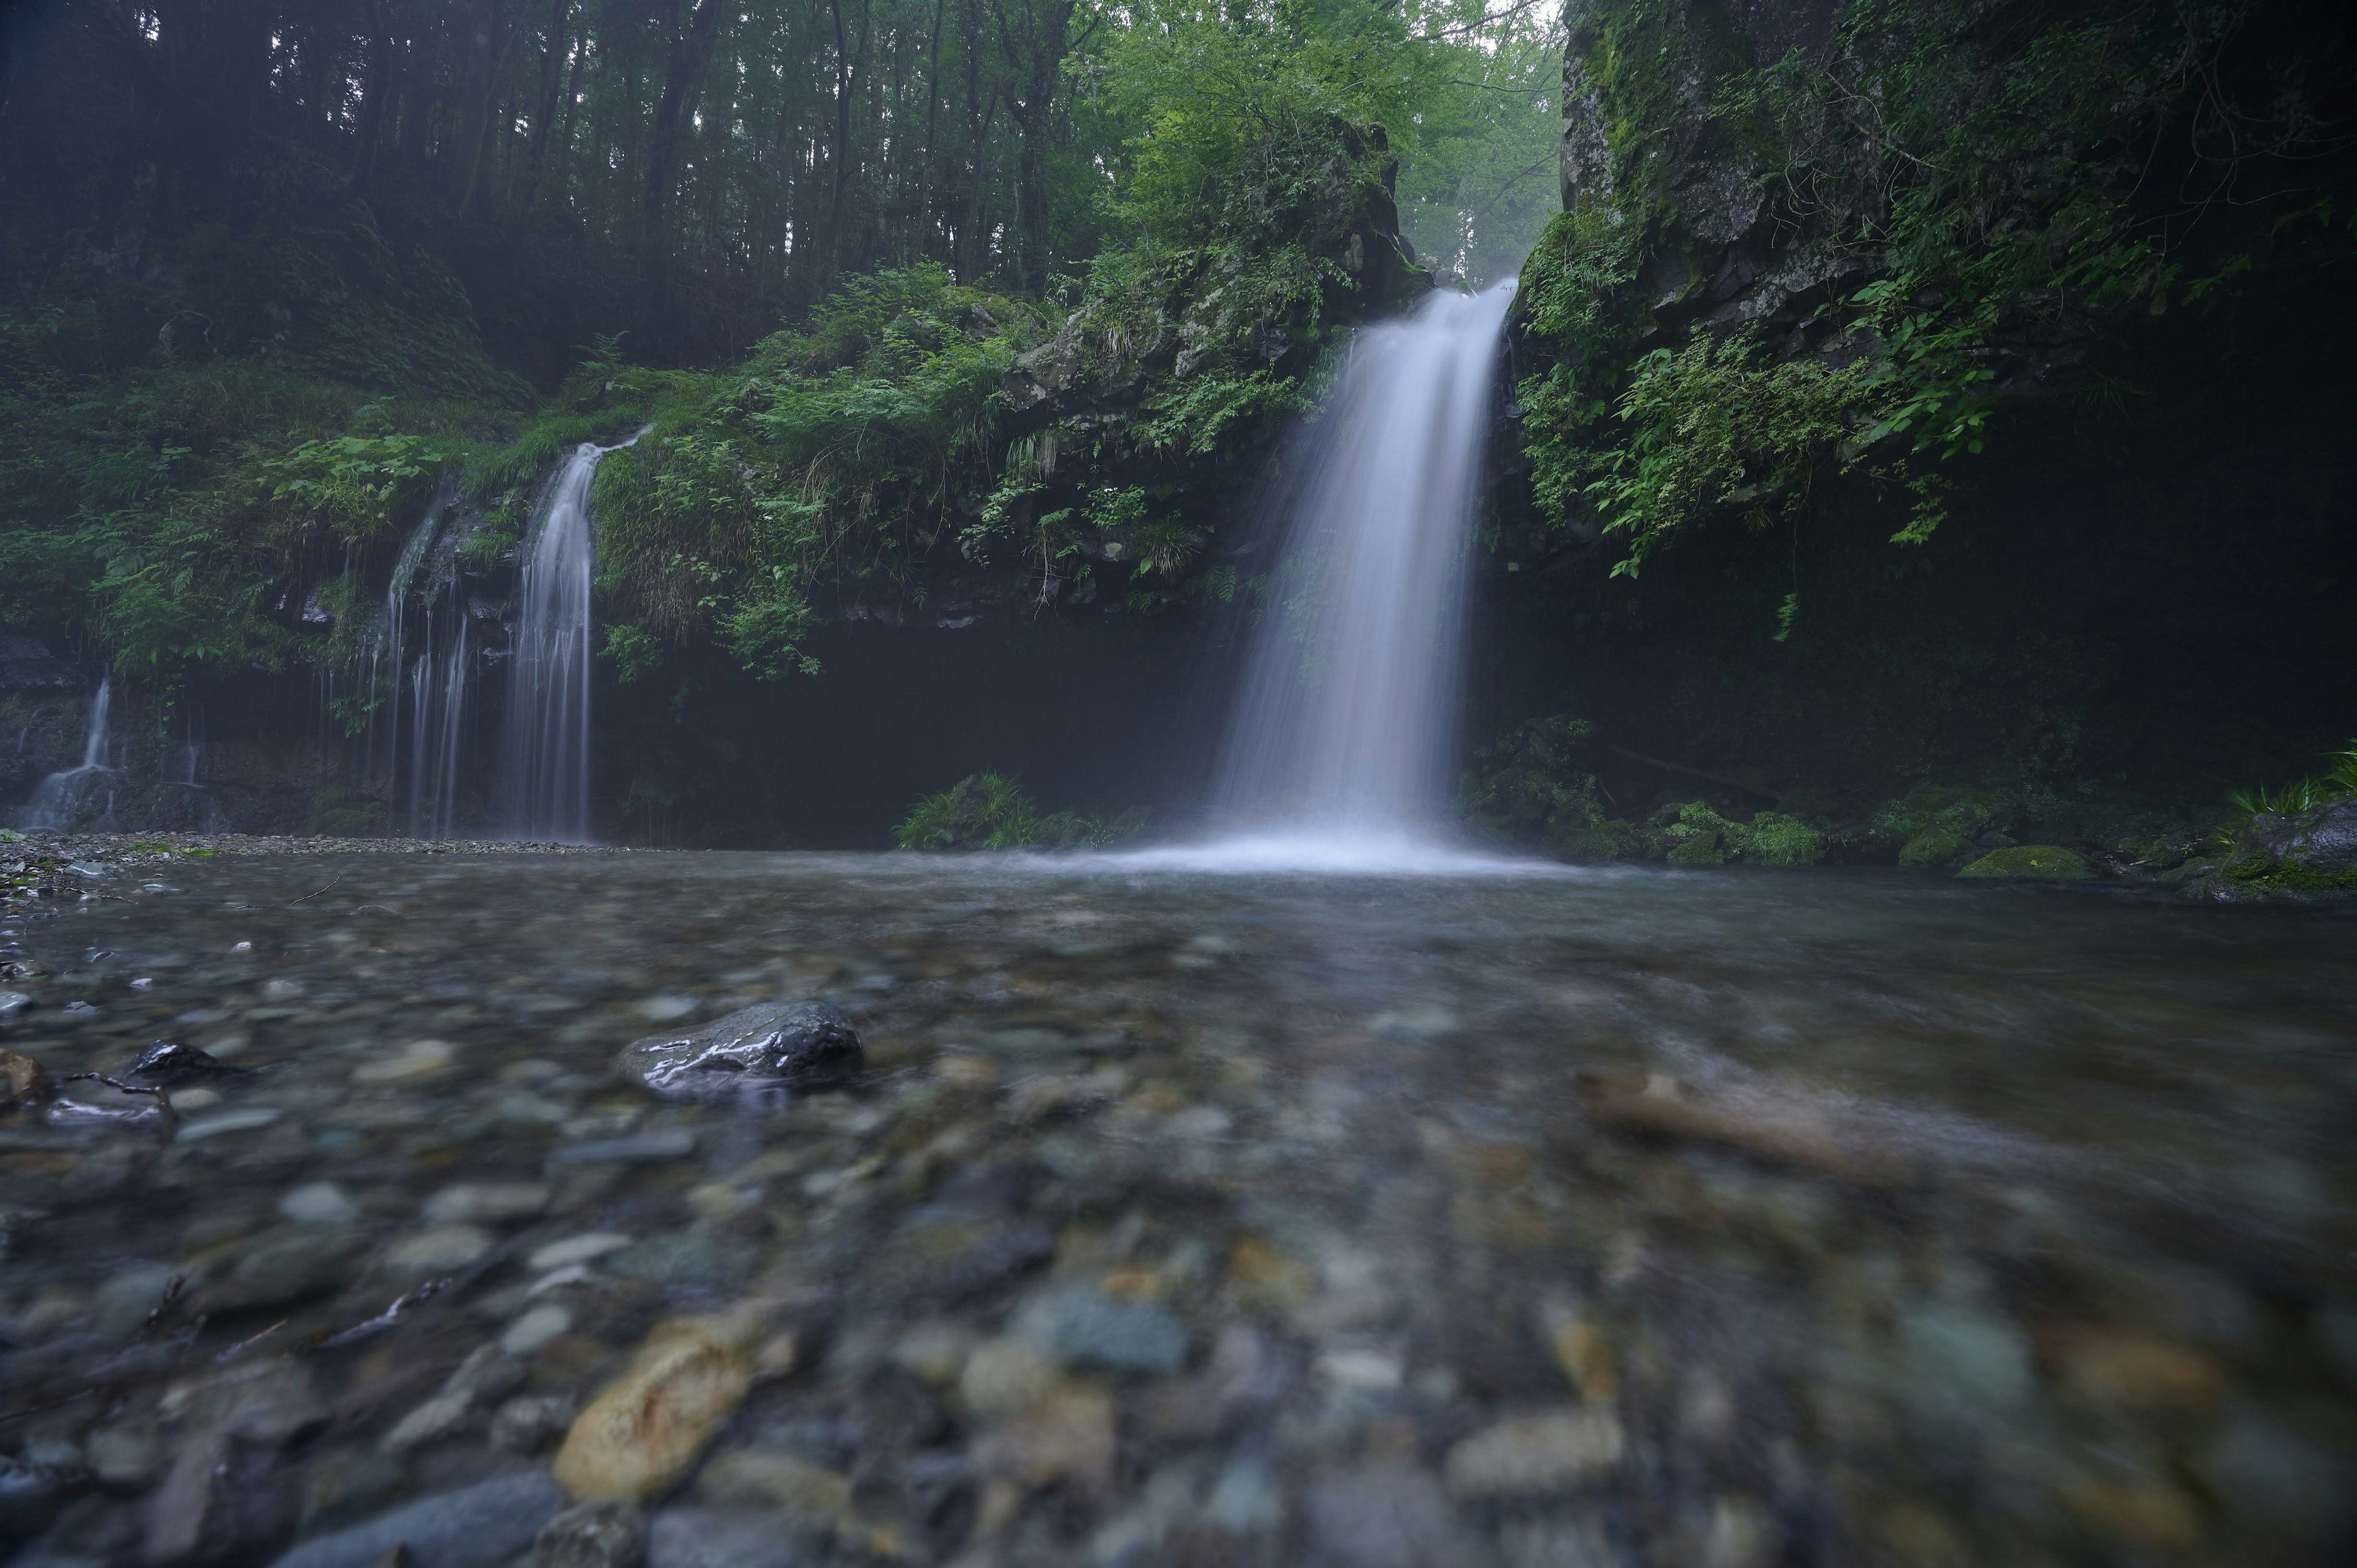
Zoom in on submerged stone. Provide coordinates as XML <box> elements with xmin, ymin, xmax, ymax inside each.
<box><xmin>552</xmin><ymin>1319</ymin><xmax>754</xmax><ymax>1501</ymax></box>
<box><xmin>125</xmin><ymin>1040</ymin><xmax>250</xmax><ymax>1085</ymax></box>
<box><xmin>265</xmin><ymin>1470</ymin><xmax>567</xmax><ymax>1568</ymax></box>
<box><xmin>1</xmin><ymin>1045</ymin><xmax>53</xmax><ymax>1110</ymax></box>
<box><xmin>618</xmin><ymin>1002</ymin><xmax>862</xmax><ymax>1099</ymax></box>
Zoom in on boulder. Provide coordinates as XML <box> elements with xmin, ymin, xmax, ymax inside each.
<box><xmin>617</xmin><ymin>1003</ymin><xmax>861</xmax><ymax>1100</ymax></box>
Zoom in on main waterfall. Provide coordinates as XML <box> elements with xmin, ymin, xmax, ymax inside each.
<box><xmin>1154</xmin><ymin>280</ymin><xmax>1518</xmax><ymax>870</ymax></box>
<box><xmin>493</xmin><ymin>433</ymin><xmax>636</xmax><ymax>842</ymax></box>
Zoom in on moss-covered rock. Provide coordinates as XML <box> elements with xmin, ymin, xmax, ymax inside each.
<box><xmin>1743</xmin><ymin>812</ymin><xmax>1825</xmax><ymax>868</ymax></box>
<box><xmin>1898</xmin><ymin>827</ymin><xmax>1972</xmax><ymax>867</ymax></box>
<box><xmin>1956</xmin><ymin>845</ymin><xmax>2092</xmax><ymax>880</ymax></box>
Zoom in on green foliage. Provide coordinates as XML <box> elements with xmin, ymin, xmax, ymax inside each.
<box><xmin>1516</xmin><ymin>0</ymin><xmax>2315</xmax><ymax>570</ymax></box>
<box><xmin>1584</xmin><ymin>335</ymin><xmax>1877</xmax><ymax>577</ymax></box>
<box><xmin>600</xmin><ymin>625</ymin><xmax>667</xmax><ymax>686</ymax></box>
<box><xmin>1639</xmin><ymin>801</ymin><xmax>1825</xmax><ymax>867</ymax></box>
<box><xmin>892</xmin><ymin>772</ymin><xmax>1144</xmax><ymax>851</ymax></box>
<box><xmin>2225</xmin><ymin>740</ymin><xmax>2357</xmax><ymax>824</ymax></box>
<box><xmin>306</xmin><ymin>784</ymin><xmax>387</xmax><ymax>837</ymax></box>
<box><xmin>1458</xmin><ymin>714</ymin><xmax>1628</xmax><ymax>860</ymax></box>
<box><xmin>260</xmin><ymin>434</ymin><xmax>444</xmax><ymax>544</ymax></box>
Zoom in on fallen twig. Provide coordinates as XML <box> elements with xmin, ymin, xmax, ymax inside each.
<box><xmin>58</xmin><ymin>1073</ymin><xmax>176</xmax><ymax>1143</ymax></box>
<box><xmin>285</xmin><ymin>872</ymin><xmax>345</xmax><ymax>908</ymax></box>
<box><xmin>314</xmin><ymin>1278</ymin><xmax>451</xmax><ymax>1351</ymax></box>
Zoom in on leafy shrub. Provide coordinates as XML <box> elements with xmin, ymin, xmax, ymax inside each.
<box><xmin>893</xmin><ymin>773</ymin><xmax>1143</xmax><ymax>851</ymax></box>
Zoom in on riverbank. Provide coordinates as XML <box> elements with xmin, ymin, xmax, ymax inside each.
<box><xmin>3</xmin><ymin>851</ymin><xmax>2351</xmax><ymax>1566</ymax></box>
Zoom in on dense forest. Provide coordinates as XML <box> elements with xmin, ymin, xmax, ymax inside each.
<box><xmin>1</xmin><ymin>0</ymin><xmax>2354</xmax><ymax>882</ymax></box>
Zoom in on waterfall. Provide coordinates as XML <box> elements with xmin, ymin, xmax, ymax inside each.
<box><xmin>16</xmin><ymin>678</ymin><xmax>115</xmax><ymax>831</ymax></box>
<box><xmin>495</xmin><ymin>433</ymin><xmax>637</xmax><ymax>842</ymax></box>
<box><xmin>1168</xmin><ymin>281</ymin><xmax>1517</xmax><ymax>869</ymax></box>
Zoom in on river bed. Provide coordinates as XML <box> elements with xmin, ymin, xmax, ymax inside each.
<box><xmin>2</xmin><ymin>848</ymin><xmax>2353</xmax><ymax>1566</ymax></box>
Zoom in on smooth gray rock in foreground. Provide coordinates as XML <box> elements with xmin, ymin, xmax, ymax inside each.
<box><xmin>265</xmin><ymin>1470</ymin><xmax>566</xmax><ymax>1568</ymax></box>
<box><xmin>618</xmin><ymin>1002</ymin><xmax>861</xmax><ymax>1099</ymax></box>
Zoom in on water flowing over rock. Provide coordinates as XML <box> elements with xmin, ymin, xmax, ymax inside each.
<box><xmin>1147</xmin><ymin>282</ymin><xmax>1517</xmax><ymax>870</ymax></box>
<box><xmin>15</xmin><ymin>678</ymin><xmax>114</xmax><ymax>832</ymax></box>
<box><xmin>496</xmin><ymin>435</ymin><xmax>640</xmax><ymax>843</ymax></box>
<box><xmin>618</xmin><ymin>1002</ymin><xmax>863</xmax><ymax>1100</ymax></box>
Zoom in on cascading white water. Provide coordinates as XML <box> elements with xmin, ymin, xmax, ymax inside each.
<box><xmin>16</xmin><ymin>678</ymin><xmax>115</xmax><ymax>831</ymax></box>
<box><xmin>1145</xmin><ymin>280</ymin><xmax>1519</xmax><ymax>871</ymax></box>
<box><xmin>495</xmin><ymin>433</ymin><xmax>637</xmax><ymax>842</ymax></box>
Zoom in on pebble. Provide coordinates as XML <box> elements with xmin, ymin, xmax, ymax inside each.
<box><xmin>424</xmin><ymin>1181</ymin><xmax>551</xmax><ymax>1224</ymax></box>
<box><xmin>549</xmin><ymin>1129</ymin><xmax>697</xmax><ymax>1166</ymax></box>
<box><xmin>280</xmin><ymin>1181</ymin><xmax>361</xmax><ymax>1225</ymax></box>
<box><xmin>980</xmin><ymin>1387</ymin><xmax>1117</xmax><ymax>1495</ymax></box>
<box><xmin>382</xmin><ymin>1223</ymin><xmax>495</xmax><ymax>1276</ymax></box>
<box><xmin>530</xmin><ymin>1233</ymin><xmax>638</xmax><ymax>1272</ymax></box>
<box><xmin>959</xmin><ymin>1338</ymin><xmax>1064</xmax><ymax>1418</ymax></box>
<box><xmin>1444</xmin><ymin>1409</ymin><xmax>1626</xmax><ymax>1497</ymax></box>
<box><xmin>492</xmin><ymin>1395</ymin><xmax>581</xmax><ymax>1455</ymax></box>
<box><xmin>504</xmin><ymin>1304</ymin><xmax>576</xmax><ymax>1357</ymax></box>
<box><xmin>533</xmin><ymin>1499</ymin><xmax>649</xmax><ymax>1568</ymax></box>
<box><xmin>644</xmin><ymin>1507</ymin><xmax>819</xmax><ymax>1568</ymax></box>
<box><xmin>265</xmin><ymin>1470</ymin><xmax>568</xmax><ymax>1568</ymax></box>
<box><xmin>692</xmin><ymin>1450</ymin><xmax>854</xmax><ymax>1523</ymax></box>
<box><xmin>352</xmin><ymin>1039</ymin><xmax>457</xmax><ymax>1085</ymax></box>
<box><xmin>1010</xmin><ymin>1287</ymin><xmax>1189</xmax><ymax>1375</ymax></box>
<box><xmin>1306</xmin><ymin>1465</ymin><xmax>1465</xmax><ymax>1568</ymax></box>
<box><xmin>177</xmin><ymin>1106</ymin><xmax>282</xmax><ymax>1141</ymax></box>
<box><xmin>553</xmin><ymin>1319</ymin><xmax>756</xmax><ymax>1500</ymax></box>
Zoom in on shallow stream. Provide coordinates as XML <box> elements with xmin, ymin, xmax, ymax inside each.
<box><xmin>3</xmin><ymin>851</ymin><xmax>2353</xmax><ymax>1566</ymax></box>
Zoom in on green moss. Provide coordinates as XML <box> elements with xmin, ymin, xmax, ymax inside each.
<box><xmin>1956</xmin><ymin>845</ymin><xmax>2092</xmax><ymax>879</ymax></box>
<box><xmin>306</xmin><ymin>785</ymin><xmax>387</xmax><ymax>838</ymax></box>
<box><xmin>1899</xmin><ymin>827</ymin><xmax>1972</xmax><ymax>867</ymax></box>
<box><xmin>2217</xmin><ymin>857</ymin><xmax>2357</xmax><ymax>895</ymax></box>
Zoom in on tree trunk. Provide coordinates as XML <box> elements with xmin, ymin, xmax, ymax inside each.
<box><xmin>521</xmin><ymin>0</ymin><xmax>572</xmax><ymax>207</ymax></box>
<box><xmin>643</xmin><ymin>0</ymin><xmax>724</xmax><ymax>309</ymax></box>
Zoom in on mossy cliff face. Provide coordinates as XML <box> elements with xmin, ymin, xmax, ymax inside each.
<box><xmin>1468</xmin><ymin>0</ymin><xmax>2357</xmax><ymax>848</ymax></box>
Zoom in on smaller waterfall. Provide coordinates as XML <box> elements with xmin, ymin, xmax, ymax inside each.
<box><xmin>16</xmin><ymin>678</ymin><xmax>115</xmax><ymax>831</ymax></box>
<box><xmin>495</xmin><ymin>432</ymin><xmax>640</xmax><ymax>842</ymax></box>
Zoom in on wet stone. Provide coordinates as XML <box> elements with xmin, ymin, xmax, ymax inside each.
<box><xmin>382</xmin><ymin>1224</ymin><xmax>495</xmax><ymax>1278</ymax></box>
<box><xmin>265</xmin><ymin>1470</ymin><xmax>567</xmax><ymax>1568</ymax></box>
<box><xmin>533</xmin><ymin>1500</ymin><xmax>649</xmax><ymax>1568</ymax></box>
<box><xmin>126</xmin><ymin>1041</ymin><xmax>250</xmax><ymax>1085</ymax></box>
<box><xmin>1010</xmin><ymin>1287</ymin><xmax>1190</xmax><ymax>1375</ymax></box>
<box><xmin>643</xmin><ymin>1507</ymin><xmax>822</xmax><ymax>1568</ymax></box>
<box><xmin>279</xmin><ymin>1181</ymin><xmax>361</xmax><ymax>1225</ymax></box>
<box><xmin>618</xmin><ymin>1002</ymin><xmax>862</xmax><ymax>1100</ymax></box>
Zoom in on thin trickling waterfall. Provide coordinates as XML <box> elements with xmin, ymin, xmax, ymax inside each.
<box><xmin>16</xmin><ymin>677</ymin><xmax>114</xmax><ymax>830</ymax></box>
<box><xmin>1172</xmin><ymin>281</ymin><xmax>1517</xmax><ymax>868</ymax></box>
<box><xmin>495</xmin><ymin>433</ymin><xmax>637</xmax><ymax>842</ymax></box>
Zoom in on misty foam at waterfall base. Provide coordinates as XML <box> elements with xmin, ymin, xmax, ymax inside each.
<box><xmin>1122</xmin><ymin>280</ymin><xmax>1544</xmax><ymax>875</ymax></box>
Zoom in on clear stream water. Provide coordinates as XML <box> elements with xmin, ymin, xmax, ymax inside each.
<box><xmin>2</xmin><ymin>851</ymin><xmax>2352</xmax><ymax>1565</ymax></box>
